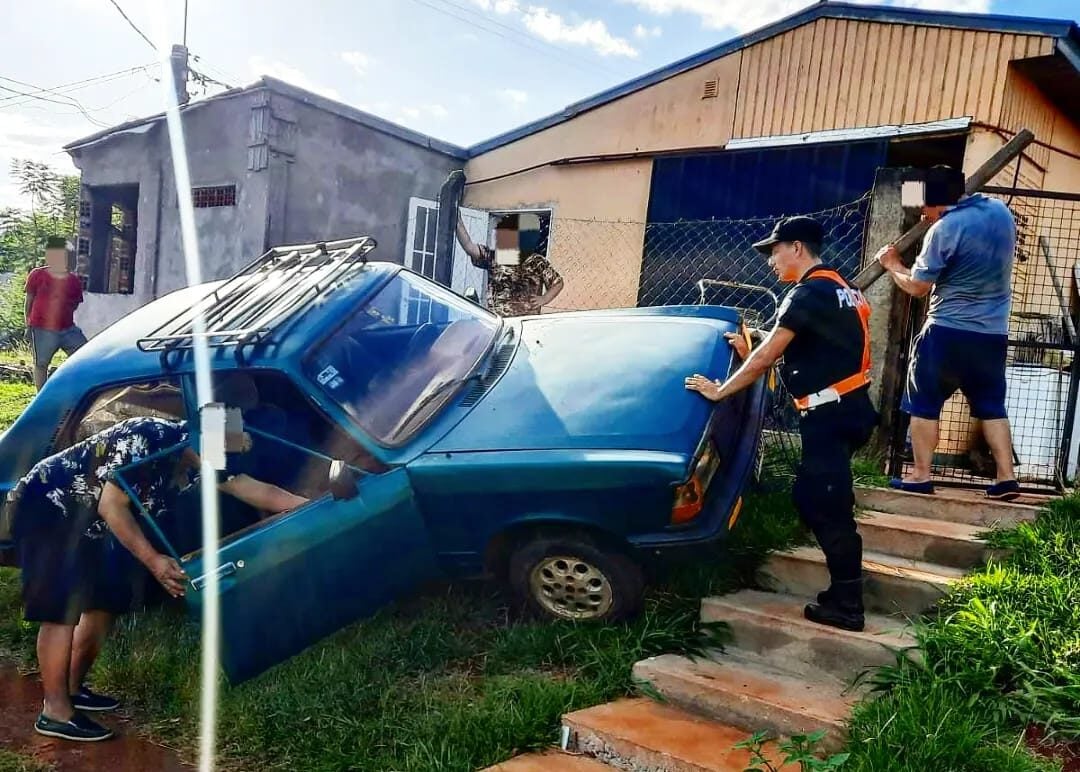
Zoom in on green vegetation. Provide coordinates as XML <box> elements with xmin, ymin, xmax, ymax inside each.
<box><xmin>0</xmin><ymin>750</ymin><xmax>52</xmax><ymax>772</ymax></box>
<box><xmin>842</xmin><ymin>496</ymin><xmax>1080</xmax><ymax>772</ymax></box>
<box><xmin>0</xmin><ymin>493</ymin><xmax>805</xmax><ymax>771</ymax></box>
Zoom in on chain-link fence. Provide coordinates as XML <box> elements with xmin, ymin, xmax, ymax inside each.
<box><xmin>507</xmin><ymin>195</ymin><xmax>875</xmax><ymax>484</ymax></box>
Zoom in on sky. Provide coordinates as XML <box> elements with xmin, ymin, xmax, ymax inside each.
<box><xmin>1</xmin><ymin>0</ymin><xmax>1077</xmax><ymax>209</ymax></box>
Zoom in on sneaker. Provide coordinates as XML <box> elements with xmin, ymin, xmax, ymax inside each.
<box><xmin>804</xmin><ymin>602</ymin><xmax>865</xmax><ymax>632</ymax></box>
<box><xmin>986</xmin><ymin>480</ymin><xmax>1020</xmax><ymax>501</ymax></box>
<box><xmin>72</xmin><ymin>685</ymin><xmax>120</xmax><ymax>712</ymax></box>
<box><xmin>34</xmin><ymin>711</ymin><xmax>114</xmax><ymax>742</ymax></box>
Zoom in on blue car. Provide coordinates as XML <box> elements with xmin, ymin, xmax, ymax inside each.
<box><xmin>0</xmin><ymin>237</ymin><xmax>769</xmax><ymax>682</ymax></box>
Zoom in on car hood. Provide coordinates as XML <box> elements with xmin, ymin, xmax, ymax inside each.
<box><xmin>430</xmin><ymin>313</ymin><xmax>735</xmax><ymax>455</ymax></box>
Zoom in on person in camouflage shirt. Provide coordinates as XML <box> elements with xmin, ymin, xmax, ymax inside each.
<box><xmin>455</xmin><ymin>215</ymin><xmax>564</xmax><ymax>316</ymax></box>
<box><xmin>8</xmin><ymin>415</ymin><xmax>306</xmax><ymax>742</ymax></box>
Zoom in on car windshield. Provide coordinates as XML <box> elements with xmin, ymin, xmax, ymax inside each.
<box><xmin>304</xmin><ymin>270</ymin><xmax>501</xmax><ymax>445</ymax></box>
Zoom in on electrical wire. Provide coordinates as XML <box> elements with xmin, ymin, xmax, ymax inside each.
<box><xmin>0</xmin><ymin>64</ymin><xmax>157</xmax><ymax>105</ymax></box>
<box><xmin>106</xmin><ymin>0</ymin><xmax>158</xmax><ymax>51</ymax></box>
<box><xmin>0</xmin><ymin>79</ymin><xmax>111</xmax><ymax>127</ymax></box>
<box><xmin>403</xmin><ymin>0</ymin><xmax>625</xmax><ymax>78</ymax></box>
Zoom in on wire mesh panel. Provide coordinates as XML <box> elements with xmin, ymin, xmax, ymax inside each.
<box><xmin>888</xmin><ymin>188</ymin><xmax>1080</xmax><ymax>489</ymax></box>
<box><xmin>499</xmin><ymin>196</ymin><xmax>873</xmax><ymax>485</ymax></box>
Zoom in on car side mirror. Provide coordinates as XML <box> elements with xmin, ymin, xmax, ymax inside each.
<box><xmin>328</xmin><ymin>459</ymin><xmax>361</xmax><ymax>501</ymax></box>
<box><xmin>463</xmin><ymin>287</ymin><xmax>480</xmax><ymax>304</ymax></box>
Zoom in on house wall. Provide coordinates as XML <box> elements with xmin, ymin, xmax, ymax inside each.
<box><xmin>69</xmin><ymin>89</ymin><xmax>464</xmax><ymax>336</ymax></box>
<box><xmin>273</xmin><ymin>93</ymin><xmax>463</xmax><ymax>263</ymax></box>
<box><xmin>70</xmin><ymin>92</ymin><xmax>271</xmax><ymax>336</ymax></box>
<box><xmin>464</xmin><ymin>18</ymin><xmax>1062</xmax><ymax>310</ymax></box>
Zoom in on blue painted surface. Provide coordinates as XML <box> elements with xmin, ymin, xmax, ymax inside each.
<box><xmin>0</xmin><ymin>263</ymin><xmax>768</xmax><ymax>682</ymax></box>
<box><xmin>639</xmin><ymin>140</ymin><xmax>884</xmax><ymax>308</ymax></box>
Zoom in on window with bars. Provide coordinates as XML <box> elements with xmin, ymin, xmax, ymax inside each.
<box><xmin>192</xmin><ymin>185</ymin><xmax>237</xmax><ymax>208</ymax></box>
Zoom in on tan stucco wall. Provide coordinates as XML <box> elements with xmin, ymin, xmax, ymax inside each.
<box><xmin>465</xmin><ymin>17</ymin><xmax>1069</xmax><ymax>314</ymax></box>
<box><xmin>465</xmin><ymin>161</ymin><xmax>652</xmax><ymax>311</ymax></box>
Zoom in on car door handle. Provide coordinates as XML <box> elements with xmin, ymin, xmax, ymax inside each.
<box><xmin>190</xmin><ymin>561</ymin><xmax>239</xmax><ymax>591</ymax></box>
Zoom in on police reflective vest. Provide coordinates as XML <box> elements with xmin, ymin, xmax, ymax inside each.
<box><xmin>791</xmin><ymin>269</ymin><xmax>872</xmax><ymax>412</ymax></box>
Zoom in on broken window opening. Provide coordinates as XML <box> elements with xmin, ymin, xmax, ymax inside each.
<box><xmin>81</xmin><ymin>183</ymin><xmax>139</xmax><ymax>295</ymax></box>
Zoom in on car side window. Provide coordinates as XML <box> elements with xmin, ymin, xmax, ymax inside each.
<box><xmin>67</xmin><ymin>380</ymin><xmax>185</xmax><ymax>447</ymax></box>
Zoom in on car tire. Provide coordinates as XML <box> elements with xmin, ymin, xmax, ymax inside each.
<box><xmin>507</xmin><ymin>532</ymin><xmax>645</xmax><ymax>623</ymax></box>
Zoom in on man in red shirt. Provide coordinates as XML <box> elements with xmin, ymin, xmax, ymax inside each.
<box><xmin>25</xmin><ymin>236</ymin><xmax>87</xmax><ymax>391</ymax></box>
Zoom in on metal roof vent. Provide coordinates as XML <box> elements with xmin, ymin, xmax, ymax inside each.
<box><xmin>460</xmin><ymin>340</ymin><xmax>517</xmax><ymax>407</ymax></box>
<box><xmin>702</xmin><ymin>79</ymin><xmax>719</xmax><ymax>99</ymax></box>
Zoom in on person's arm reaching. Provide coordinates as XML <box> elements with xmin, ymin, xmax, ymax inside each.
<box><xmin>685</xmin><ymin>326</ymin><xmax>794</xmax><ymax>402</ymax></box>
<box><xmin>455</xmin><ymin>218</ymin><xmax>493</xmax><ymax>270</ymax></box>
<box><xmin>98</xmin><ymin>481</ymin><xmax>188</xmax><ymax>598</ymax></box>
<box><xmin>875</xmin><ymin>245</ymin><xmax>933</xmax><ymax>298</ymax></box>
<box><xmin>219</xmin><ymin>474</ymin><xmax>309</xmax><ymax>514</ymax></box>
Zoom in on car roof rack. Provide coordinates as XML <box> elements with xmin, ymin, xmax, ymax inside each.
<box><xmin>138</xmin><ymin>236</ymin><xmax>377</xmax><ymax>366</ymax></box>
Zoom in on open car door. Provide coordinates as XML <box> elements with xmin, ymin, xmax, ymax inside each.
<box><xmin>181</xmin><ymin>467</ymin><xmax>440</xmax><ymax>682</ymax></box>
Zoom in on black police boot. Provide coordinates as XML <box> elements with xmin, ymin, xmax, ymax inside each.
<box><xmin>804</xmin><ymin>578</ymin><xmax>864</xmax><ymax>632</ymax></box>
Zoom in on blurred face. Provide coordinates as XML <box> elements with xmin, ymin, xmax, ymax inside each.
<box><xmin>44</xmin><ymin>247</ymin><xmax>68</xmax><ymax>272</ymax></box>
<box><xmin>768</xmin><ymin>241</ymin><xmax>805</xmax><ymax>283</ymax></box>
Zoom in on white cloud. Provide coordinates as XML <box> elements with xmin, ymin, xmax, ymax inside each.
<box><xmin>633</xmin><ymin>23</ymin><xmax>663</xmax><ymax>38</ymax></box>
<box><xmin>522</xmin><ymin>7</ymin><xmax>639</xmax><ymax>58</ymax></box>
<box><xmin>0</xmin><ymin>114</ymin><xmax>83</xmax><ymax>209</ymax></box>
<box><xmin>469</xmin><ymin>0</ymin><xmax>519</xmax><ymax>11</ymax></box>
<box><xmin>622</xmin><ymin>0</ymin><xmax>989</xmax><ymax>33</ymax></box>
<box><xmin>248</xmin><ymin>56</ymin><xmax>341</xmax><ymax>101</ymax></box>
<box><xmin>340</xmin><ymin>51</ymin><xmax>372</xmax><ymax>77</ymax></box>
<box><xmin>497</xmin><ymin>88</ymin><xmax>529</xmax><ymax>107</ymax></box>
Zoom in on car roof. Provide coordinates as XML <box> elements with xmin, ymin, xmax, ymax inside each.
<box><xmin>50</xmin><ymin>260</ymin><xmax>400</xmax><ymax>388</ymax></box>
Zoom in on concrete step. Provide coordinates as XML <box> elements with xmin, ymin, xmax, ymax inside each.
<box><xmin>758</xmin><ymin>546</ymin><xmax>965</xmax><ymax>617</ymax></box>
<box><xmin>855</xmin><ymin>486</ymin><xmax>1039</xmax><ymax>527</ymax></box>
<box><xmin>482</xmin><ymin>750</ymin><xmax>613</xmax><ymax>771</ymax></box>
<box><xmin>564</xmin><ymin>697</ymin><xmax>796</xmax><ymax>772</ymax></box>
<box><xmin>858</xmin><ymin>510</ymin><xmax>997</xmax><ymax>569</ymax></box>
<box><xmin>701</xmin><ymin>589</ymin><xmax>916</xmax><ymax>682</ymax></box>
<box><xmin>631</xmin><ymin>652</ymin><xmax>854</xmax><ymax>750</ymax></box>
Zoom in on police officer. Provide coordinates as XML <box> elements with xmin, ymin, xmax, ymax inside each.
<box><xmin>685</xmin><ymin>216</ymin><xmax>878</xmax><ymax>631</ymax></box>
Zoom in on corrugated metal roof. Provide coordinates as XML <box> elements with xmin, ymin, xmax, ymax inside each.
<box><xmin>466</xmin><ymin>2</ymin><xmax>1079</xmax><ymax>157</ymax></box>
<box><xmin>725</xmin><ymin>117</ymin><xmax>972</xmax><ymax>150</ymax></box>
<box><xmin>64</xmin><ymin>76</ymin><xmax>469</xmax><ymax>160</ymax></box>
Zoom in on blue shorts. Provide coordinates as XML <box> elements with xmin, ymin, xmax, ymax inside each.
<box><xmin>902</xmin><ymin>324</ymin><xmax>1008</xmax><ymax>421</ymax></box>
<box><xmin>15</xmin><ymin>501</ymin><xmax>142</xmax><ymax>624</ymax></box>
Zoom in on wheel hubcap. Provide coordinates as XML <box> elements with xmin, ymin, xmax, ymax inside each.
<box><xmin>530</xmin><ymin>556</ymin><xmax>613</xmax><ymax>620</ymax></box>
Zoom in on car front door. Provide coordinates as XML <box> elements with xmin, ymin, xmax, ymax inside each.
<box><xmin>181</xmin><ymin>467</ymin><xmax>440</xmax><ymax>682</ymax></box>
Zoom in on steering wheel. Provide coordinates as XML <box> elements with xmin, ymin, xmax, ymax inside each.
<box><xmin>405</xmin><ymin>323</ymin><xmax>440</xmax><ymax>359</ymax></box>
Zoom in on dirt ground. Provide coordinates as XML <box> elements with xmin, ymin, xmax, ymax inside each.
<box><xmin>0</xmin><ymin>667</ymin><xmax>189</xmax><ymax>771</ymax></box>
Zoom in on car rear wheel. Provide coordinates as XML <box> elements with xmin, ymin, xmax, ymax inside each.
<box><xmin>507</xmin><ymin>533</ymin><xmax>645</xmax><ymax>622</ymax></box>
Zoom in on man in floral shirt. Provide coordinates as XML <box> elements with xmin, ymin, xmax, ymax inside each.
<box><xmin>9</xmin><ymin>416</ymin><xmax>306</xmax><ymax>742</ymax></box>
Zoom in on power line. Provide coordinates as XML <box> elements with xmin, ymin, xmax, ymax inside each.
<box><xmin>0</xmin><ymin>76</ymin><xmax>111</xmax><ymax>127</ymax></box>
<box><xmin>435</xmin><ymin>0</ymin><xmax>626</xmax><ymax>75</ymax></box>
<box><xmin>106</xmin><ymin>0</ymin><xmax>158</xmax><ymax>51</ymax></box>
<box><xmin>403</xmin><ymin>0</ymin><xmax>624</xmax><ymax>78</ymax></box>
<box><xmin>0</xmin><ymin>64</ymin><xmax>157</xmax><ymax>107</ymax></box>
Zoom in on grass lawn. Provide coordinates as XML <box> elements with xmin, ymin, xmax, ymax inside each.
<box><xmin>0</xmin><ymin>750</ymin><xmax>51</xmax><ymax>772</ymax></box>
<box><xmin>0</xmin><ymin>382</ymin><xmax>34</xmax><ymax>431</ymax></box>
<box><xmin>841</xmin><ymin>495</ymin><xmax>1080</xmax><ymax>772</ymax></box>
<box><xmin>0</xmin><ymin>490</ymin><xmax>805</xmax><ymax>771</ymax></box>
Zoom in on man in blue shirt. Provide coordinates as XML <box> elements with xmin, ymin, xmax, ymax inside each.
<box><xmin>876</xmin><ymin>166</ymin><xmax>1019</xmax><ymax>500</ymax></box>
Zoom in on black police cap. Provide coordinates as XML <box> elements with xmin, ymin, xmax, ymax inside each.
<box><xmin>752</xmin><ymin>216</ymin><xmax>824</xmax><ymax>255</ymax></box>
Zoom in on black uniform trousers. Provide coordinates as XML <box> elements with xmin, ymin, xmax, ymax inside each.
<box><xmin>792</xmin><ymin>388</ymin><xmax>878</xmax><ymax>587</ymax></box>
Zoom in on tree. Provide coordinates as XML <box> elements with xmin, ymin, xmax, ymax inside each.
<box><xmin>0</xmin><ymin>159</ymin><xmax>80</xmax><ymax>344</ymax></box>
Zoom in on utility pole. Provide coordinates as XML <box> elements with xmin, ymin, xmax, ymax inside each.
<box><xmin>183</xmin><ymin>0</ymin><xmax>189</xmax><ymax>46</ymax></box>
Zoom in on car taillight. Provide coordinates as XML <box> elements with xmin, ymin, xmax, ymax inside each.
<box><xmin>671</xmin><ymin>441</ymin><xmax>720</xmax><ymax>524</ymax></box>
